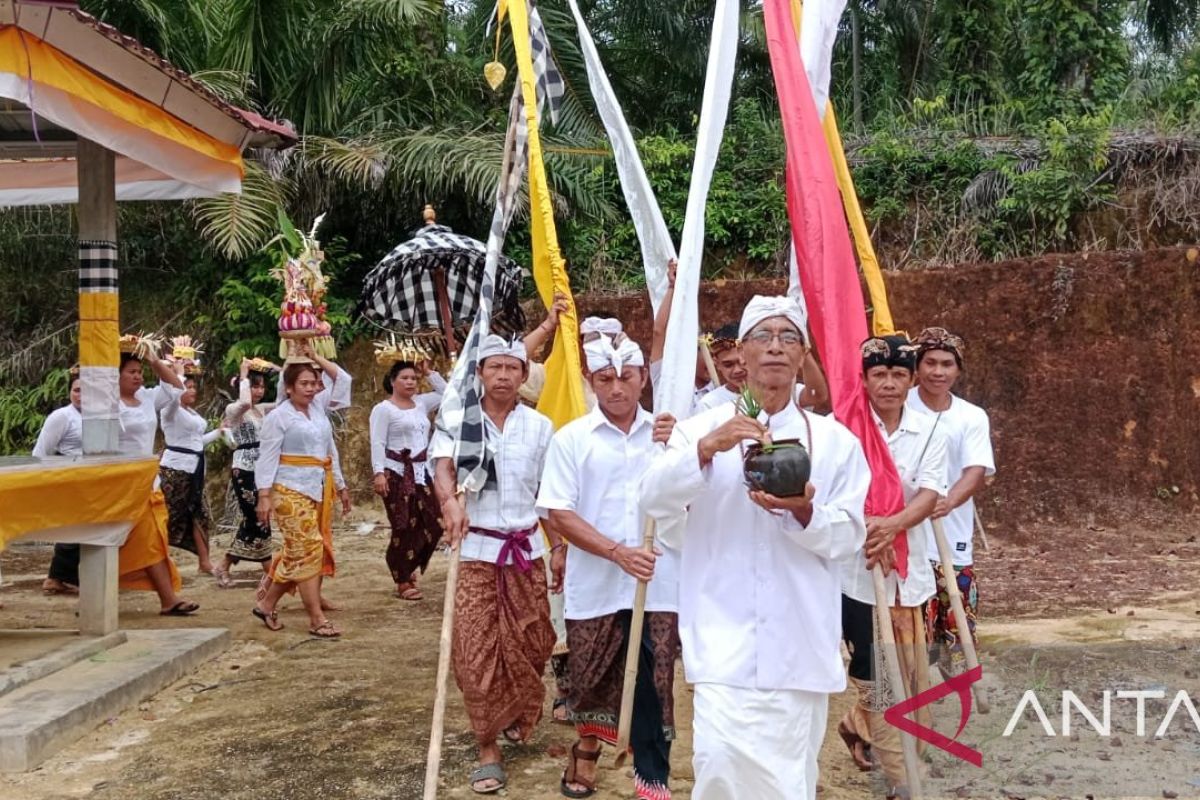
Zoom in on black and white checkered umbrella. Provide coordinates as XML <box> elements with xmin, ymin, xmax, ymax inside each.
<box><xmin>358</xmin><ymin>223</ymin><xmax>526</xmax><ymax>336</ymax></box>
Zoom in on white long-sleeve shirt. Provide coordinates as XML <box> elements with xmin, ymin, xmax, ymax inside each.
<box><xmin>159</xmin><ymin>398</ymin><xmax>221</xmax><ymax>474</ymax></box>
<box><xmin>119</xmin><ymin>384</ymin><xmax>182</xmax><ymax>456</ymax></box>
<box><xmin>368</xmin><ymin>373</ymin><xmax>446</xmax><ymax>480</ymax></box>
<box><xmin>223</xmin><ymin>378</ymin><xmax>278</xmax><ymax>470</ymax></box>
<box><xmin>429</xmin><ymin>403</ymin><xmax>553</xmax><ymax>565</ymax></box>
<box><xmin>839</xmin><ymin>406</ymin><xmax>947</xmax><ymax>608</ymax></box>
<box><xmin>255</xmin><ymin>397</ymin><xmax>346</xmax><ymax>502</ymax></box>
<box><xmin>536</xmin><ymin>405</ymin><xmax>680</xmax><ymax>620</ymax></box>
<box><xmin>640</xmin><ymin>401</ymin><xmax>869</xmax><ymax>693</ymax></box>
<box><xmin>32</xmin><ymin>404</ymin><xmax>83</xmax><ymax>457</ymax></box>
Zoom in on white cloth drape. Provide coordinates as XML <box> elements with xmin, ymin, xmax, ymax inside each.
<box><xmin>566</xmin><ymin>0</ymin><xmax>677</xmax><ymax>317</ymax></box>
<box><xmin>656</xmin><ymin>0</ymin><xmax>740</xmax><ymax>418</ymax></box>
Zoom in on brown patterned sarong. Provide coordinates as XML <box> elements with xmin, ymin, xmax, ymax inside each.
<box><xmin>160</xmin><ymin>465</ymin><xmax>211</xmax><ymax>555</ymax></box>
<box><xmin>383</xmin><ymin>461</ymin><xmax>441</xmax><ymax>584</ymax></box>
<box><xmin>452</xmin><ymin>558</ymin><xmax>555</xmax><ymax>743</ymax></box>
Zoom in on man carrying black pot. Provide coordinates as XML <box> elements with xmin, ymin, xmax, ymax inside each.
<box><xmin>536</xmin><ymin>329</ymin><xmax>679</xmax><ymax>800</ymax></box>
<box><xmin>836</xmin><ymin>335</ymin><xmax>949</xmax><ymax>797</ymax></box>
<box><xmin>640</xmin><ymin>295</ymin><xmax>869</xmax><ymax>800</ymax></box>
<box><xmin>908</xmin><ymin>327</ymin><xmax>994</xmax><ymax>681</ymax></box>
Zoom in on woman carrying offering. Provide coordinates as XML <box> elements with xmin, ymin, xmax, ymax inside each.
<box><xmin>214</xmin><ymin>358</ymin><xmax>280</xmax><ymax>587</ymax></box>
<box><xmin>369</xmin><ymin>358</ymin><xmax>445</xmax><ymax>600</ymax></box>
<box><xmin>252</xmin><ymin>357</ymin><xmax>349</xmax><ymax>637</ymax></box>
<box><xmin>159</xmin><ymin>356</ymin><xmax>224</xmax><ymax>575</ymax></box>
<box><xmin>116</xmin><ymin>341</ymin><xmax>200</xmax><ymax>616</ymax></box>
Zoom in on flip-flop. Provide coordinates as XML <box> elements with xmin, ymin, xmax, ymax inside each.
<box><xmin>42</xmin><ymin>580</ymin><xmax>79</xmax><ymax>596</ymax></box>
<box><xmin>159</xmin><ymin>600</ymin><xmax>199</xmax><ymax>616</ymax></box>
<box><xmin>469</xmin><ymin>762</ymin><xmax>507</xmax><ymax>794</ymax></box>
<box><xmin>252</xmin><ymin>607</ymin><xmax>284</xmax><ymax>631</ymax></box>
<box><xmin>395</xmin><ymin>584</ymin><xmax>424</xmax><ymax>601</ymax></box>
<box><xmin>838</xmin><ymin>720</ymin><xmax>873</xmax><ymax>771</ymax></box>
<box><xmin>212</xmin><ymin>565</ymin><xmax>234</xmax><ymax>589</ymax></box>
<box><xmin>552</xmin><ymin>698</ymin><xmax>572</xmax><ymax>725</ymax></box>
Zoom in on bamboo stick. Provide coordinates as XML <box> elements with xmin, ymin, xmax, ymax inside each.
<box><xmin>613</xmin><ymin>517</ymin><xmax>657</xmax><ymax>767</ymax></box>
<box><xmin>872</xmin><ymin>565</ymin><xmax>924</xmax><ymax>799</ymax></box>
<box><xmin>973</xmin><ymin>506</ymin><xmax>990</xmax><ymax>553</ymax></box>
<box><xmin>423</xmin><ymin>544</ymin><xmax>462</xmax><ymax>800</ymax></box>
<box><xmin>932</xmin><ymin>518</ymin><xmax>989</xmax><ymax>713</ymax></box>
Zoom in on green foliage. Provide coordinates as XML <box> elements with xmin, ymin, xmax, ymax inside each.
<box><xmin>0</xmin><ymin>369</ymin><xmax>71</xmax><ymax>455</ymax></box>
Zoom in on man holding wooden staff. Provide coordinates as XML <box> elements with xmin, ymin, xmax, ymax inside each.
<box><xmin>536</xmin><ymin>327</ymin><xmax>679</xmax><ymax>800</ymax></box>
<box><xmin>907</xmin><ymin>327</ymin><xmax>995</xmax><ymax>678</ymax></box>
<box><xmin>838</xmin><ymin>334</ymin><xmax>948</xmax><ymax>797</ymax></box>
<box><xmin>431</xmin><ymin>334</ymin><xmax>561</xmax><ymax>795</ymax></box>
<box><xmin>640</xmin><ymin>296</ymin><xmax>869</xmax><ymax>800</ymax></box>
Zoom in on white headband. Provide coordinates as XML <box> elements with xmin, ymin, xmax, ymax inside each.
<box><xmin>477</xmin><ymin>334</ymin><xmax>527</xmax><ymax>364</ymax></box>
<box><xmin>580</xmin><ymin>316</ymin><xmax>623</xmax><ymax>337</ymax></box>
<box><xmin>583</xmin><ymin>334</ymin><xmax>644</xmax><ymax>375</ymax></box>
<box><xmin>738</xmin><ymin>295</ymin><xmax>809</xmax><ymax>343</ymax></box>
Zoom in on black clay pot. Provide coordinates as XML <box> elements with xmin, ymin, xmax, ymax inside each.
<box><xmin>742</xmin><ymin>439</ymin><xmax>811</xmax><ymax>497</ymax></box>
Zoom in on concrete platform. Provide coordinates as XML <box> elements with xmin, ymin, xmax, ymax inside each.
<box><xmin>0</xmin><ymin>630</ymin><xmax>127</xmax><ymax>697</ymax></box>
<box><xmin>0</xmin><ymin>628</ymin><xmax>229</xmax><ymax>772</ymax></box>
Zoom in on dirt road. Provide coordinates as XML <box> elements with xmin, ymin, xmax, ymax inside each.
<box><xmin>2</xmin><ymin>507</ymin><xmax>1199</xmax><ymax>800</ymax></box>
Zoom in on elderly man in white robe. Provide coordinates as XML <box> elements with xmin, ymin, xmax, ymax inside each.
<box><xmin>837</xmin><ymin>335</ymin><xmax>948</xmax><ymax>797</ymax></box>
<box><xmin>537</xmin><ymin>328</ymin><xmax>679</xmax><ymax>800</ymax></box>
<box><xmin>432</xmin><ymin>334</ymin><xmax>561</xmax><ymax>795</ymax></box>
<box><xmin>640</xmin><ymin>295</ymin><xmax>870</xmax><ymax>800</ymax></box>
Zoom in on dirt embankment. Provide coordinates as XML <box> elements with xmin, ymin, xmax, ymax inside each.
<box><xmin>307</xmin><ymin>247</ymin><xmax>1200</xmax><ymax>534</ymax></box>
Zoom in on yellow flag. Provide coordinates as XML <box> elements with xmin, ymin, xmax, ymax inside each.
<box><xmin>788</xmin><ymin>0</ymin><xmax>896</xmax><ymax>335</ymax></box>
<box><xmin>504</xmin><ymin>1</ymin><xmax>587</xmax><ymax>429</ymax></box>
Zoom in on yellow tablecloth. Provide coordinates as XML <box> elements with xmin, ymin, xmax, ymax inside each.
<box><xmin>0</xmin><ymin>456</ymin><xmax>158</xmax><ymax>552</ymax></box>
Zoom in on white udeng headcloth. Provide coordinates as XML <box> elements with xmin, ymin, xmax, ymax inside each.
<box><xmin>583</xmin><ymin>334</ymin><xmax>644</xmax><ymax>375</ymax></box>
<box><xmin>580</xmin><ymin>316</ymin><xmax>623</xmax><ymax>337</ymax></box>
<box><xmin>477</xmin><ymin>334</ymin><xmax>527</xmax><ymax>364</ymax></box>
<box><xmin>738</xmin><ymin>295</ymin><xmax>809</xmax><ymax>342</ymax></box>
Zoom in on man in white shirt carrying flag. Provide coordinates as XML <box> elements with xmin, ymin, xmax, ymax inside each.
<box><xmin>431</xmin><ymin>334</ymin><xmax>561</xmax><ymax>795</ymax></box>
<box><xmin>536</xmin><ymin>325</ymin><xmax>679</xmax><ymax>800</ymax></box>
<box><xmin>641</xmin><ymin>296</ymin><xmax>869</xmax><ymax>800</ymax></box>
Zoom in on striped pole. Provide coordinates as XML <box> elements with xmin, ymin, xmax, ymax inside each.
<box><xmin>76</xmin><ymin>139</ymin><xmax>120</xmax><ymax>455</ymax></box>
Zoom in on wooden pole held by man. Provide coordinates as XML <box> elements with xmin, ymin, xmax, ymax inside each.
<box><xmin>613</xmin><ymin>516</ymin><xmax>657</xmax><ymax>767</ymax></box>
<box><xmin>423</xmin><ymin>542</ymin><xmax>462</xmax><ymax>800</ymax></box>
<box><xmin>872</xmin><ymin>565</ymin><xmax>924</xmax><ymax>799</ymax></box>
<box><xmin>932</xmin><ymin>517</ymin><xmax>989</xmax><ymax>713</ymax></box>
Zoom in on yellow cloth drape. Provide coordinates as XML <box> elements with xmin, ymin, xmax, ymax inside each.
<box><xmin>0</xmin><ymin>458</ymin><xmax>157</xmax><ymax>549</ymax></box>
<box><xmin>0</xmin><ymin>28</ymin><xmax>242</xmax><ymax>171</ymax></box>
<box><xmin>119</xmin><ymin>488</ymin><xmax>181</xmax><ymax>593</ymax></box>
<box><xmin>787</xmin><ymin>0</ymin><xmax>896</xmax><ymax>335</ymax></box>
<box><xmin>502</xmin><ymin>1</ymin><xmax>587</xmax><ymax>430</ymax></box>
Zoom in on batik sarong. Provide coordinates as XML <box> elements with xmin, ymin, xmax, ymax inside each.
<box><xmin>926</xmin><ymin>561</ymin><xmax>978</xmax><ymax>676</ymax></box>
<box><xmin>228</xmin><ymin>467</ymin><xmax>272</xmax><ymax>563</ymax></box>
<box><xmin>841</xmin><ymin>594</ymin><xmax>931</xmax><ymax>791</ymax></box>
<box><xmin>382</xmin><ymin>448</ymin><xmax>441</xmax><ymax>584</ymax></box>
<box><xmin>160</xmin><ymin>464</ymin><xmax>211</xmax><ymax>555</ymax></box>
<box><xmin>566</xmin><ymin>610</ymin><xmax>680</xmax><ymax>798</ymax></box>
<box><xmin>451</xmin><ymin>557</ymin><xmax>556</xmax><ymax>743</ymax></box>
<box><xmin>270</xmin><ymin>484</ymin><xmax>326</xmax><ymax>584</ymax></box>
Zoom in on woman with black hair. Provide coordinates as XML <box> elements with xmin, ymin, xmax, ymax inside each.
<box><xmin>214</xmin><ymin>358</ymin><xmax>280</xmax><ymax>587</ymax></box>
<box><xmin>369</xmin><ymin>358</ymin><xmax>446</xmax><ymax>600</ymax></box>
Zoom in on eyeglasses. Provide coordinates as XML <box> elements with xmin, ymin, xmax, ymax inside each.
<box><xmin>743</xmin><ymin>329</ymin><xmax>804</xmax><ymax>346</ymax></box>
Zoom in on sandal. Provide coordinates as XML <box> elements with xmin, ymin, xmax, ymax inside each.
<box><xmin>213</xmin><ymin>565</ymin><xmax>234</xmax><ymax>589</ymax></box>
<box><xmin>394</xmin><ymin>582</ymin><xmax>424</xmax><ymax>601</ymax></box>
<box><xmin>309</xmin><ymin>621</ymin><xmax>342</xmax><ymax>638</ymax></box>
<box><xmin>42</xmin><ymin>578</ymin><xmax>79</xmax><ymax>596</ymax></box>
<box><xmin>252</xmin><ymin>607</ymin><xmax>283</xmax><ymax>632</ymax></box>
<box><xmin>560</xmin><ymin>740</ymin><xmax>601</xmax><ymax>798</ymax></box>
<box><xmin>838</xmin><ymin>720</ymin><xmax>872</xmax><ymax>772</ymax></box>
<box><xmin>552</xmin><ymin>697</ymin><xmax>572</xmax><ymax>725</ymax></box>
<box><xmin>501</xmin><ymin>723</ymin><xmax>523</xmax><ymax>744</ymax></box>
<box><xmin>159</xmin><ymin>600</ymin><xmax>199</xmax><ymax>616</ymax></box>
<box><xmin>469</xmin><ymin>762</ymin><xmax>507</xmax><ymax>794</ymax></box>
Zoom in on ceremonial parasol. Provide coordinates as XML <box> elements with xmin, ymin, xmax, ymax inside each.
<box><xmin>358</xmin><ymin>205</ymin><xmax>527</xmax><ymax>354</ymax></box>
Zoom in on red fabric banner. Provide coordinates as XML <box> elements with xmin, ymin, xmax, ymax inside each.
<box><xmin>762</xmin><ymin>0</ymin><xmax>909</xmax><ymax>577</ymax></box>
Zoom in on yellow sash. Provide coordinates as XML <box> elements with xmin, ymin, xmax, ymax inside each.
<box><xmin>279</xmin><ymin>454</ymin><xmax>334</xmax><ymax>547</ymax></box>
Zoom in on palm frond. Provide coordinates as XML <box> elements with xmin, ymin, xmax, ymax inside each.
<box><xmin>191</xmin><ymin>161</ymin><xmax>293</xmax><ymax>260</ymax></box>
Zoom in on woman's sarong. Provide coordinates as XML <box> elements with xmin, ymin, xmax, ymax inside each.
<box><xmin>118</xmin><ymin>489</ymin><xmax>182</xmax><ymax>592</ymax></box>
<box><xmin>268</xmin><ymin>455</ymin><xmax>335</xmax><ymax>585</ymax></box>
<box><xmin>452</xmin><ymin>558</ymin><xmax>555</xmax><ymax>743</ymax></box>
<box><xmin>228</xmin><ymin>468</ymin><xmax>273</xmax><ymax>563</ymax></box>
<box><xmin>382</xmin><ymin>448</ymin><xmax>441</xmax><ymax>583</ymax></box>
<box><xmin>270</xmin><ymin>484</ymin><xmax>326</xmax><ymax>583</ymax></box>
<box><xmin>567</xmin><ymin>610</ymin><xmax>680</xmax><ymax>795</ymax></box>
<box><xmin>160</xmin><ymin>465</ymin><xmax>211</xmax><ymax>555</ymax></box>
